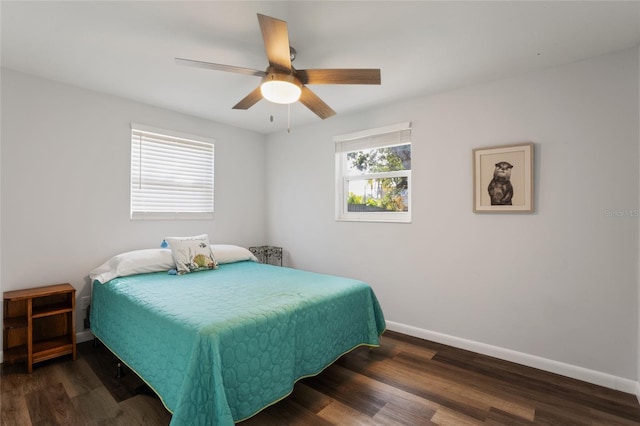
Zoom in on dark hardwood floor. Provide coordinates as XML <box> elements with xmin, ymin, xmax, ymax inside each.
<box><xmin>2</xmin><ymin>331</ymin><xmax>640</xmax><ymax>425</ymax></box>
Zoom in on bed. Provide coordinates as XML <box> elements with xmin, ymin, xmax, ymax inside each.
<box><xmin>89</xmin><ymin>243</ymin><xmax>386</xmax><ymax>425</ymax></box>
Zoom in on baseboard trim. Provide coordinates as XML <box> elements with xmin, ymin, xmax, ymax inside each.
<box><xmin>385</xmin><ymin>320</ymin><xmax>637</xmax><ymax>395</ymax></box>
<box><xmin>77</xmin><ymin>330</ymin><xmax>95</xmax><ymax>344</ymax></box>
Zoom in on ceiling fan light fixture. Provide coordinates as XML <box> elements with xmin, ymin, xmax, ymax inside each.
<box><xmin>260</xmin><ymin>73</ymin><xmax>302</xmax><ymax>104</ymax></box>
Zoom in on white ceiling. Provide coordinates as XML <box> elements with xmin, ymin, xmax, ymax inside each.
<box><xmin>2</xmin><ymin>1</ymin><xmax>639</xmax><ymax>134</ymax></box>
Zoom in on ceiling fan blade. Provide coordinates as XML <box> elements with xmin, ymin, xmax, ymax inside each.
<box><xmin>299</xmin><ymin>86</ymin><xmax>336</xmax><ymax>119</ymax></box>
<box><xmin>175</xmin><ymin>58</ymin><xmax>266</xmax><ymax>77</ymax></box>
<box><xmin>296</xmin><ymin>69</ymin><xmax>381</xmax><ymax>85</ymax></box>
<box><xmin>232</xmin><ymin>86</ymin><xmax>263</xmax><ymax>110</ymax></box>
<box><xmin>257</xmin><ymin>14</ymin><xmax>292</xmax><ymax>72</ymax></box>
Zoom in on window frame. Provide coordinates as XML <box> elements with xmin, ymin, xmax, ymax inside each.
<box><xmin>130</xmin><ymin>123</ymin><xmax>215</xmax><ymax>220</ymax></box>
<box><xmin>334</xmin><ymin>122</ymin><xmax>412</xmax><ymax>223</ymax></box>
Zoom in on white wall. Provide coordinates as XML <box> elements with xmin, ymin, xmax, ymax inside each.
<box><xmin>266</xmin><ymin>48</ymin><xmax>639</xmax><ymax>389</ymax></box>
<box><xmin>2</xmin><ymin>49</ymin><xmax>639</xmax><ymax>393</ymax></box>
<box><xmin>1</xmin><ymin>69</ymin><xmax>267</xmax><ymax>337</ymax></box>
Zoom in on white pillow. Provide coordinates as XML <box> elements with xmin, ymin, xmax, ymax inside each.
<box><xmin>165</xmin><ymin>234</ymin><xmax>218</xmax><ymax>275</ymax></box>
<box><xmin>89</xmin><ymin>249</ymin><xmax>175</xmax><ymax>284</ymax></box>
<box><xmin>210</xmin><ymin>244</ymin><xmax>258</xmax><ymax>264</ymax></box>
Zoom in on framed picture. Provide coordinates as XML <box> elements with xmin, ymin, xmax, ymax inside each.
<box><xmin>473</xmin><ymin>142</ymin><xmax>534</xmax><ymax>213</ymax></box>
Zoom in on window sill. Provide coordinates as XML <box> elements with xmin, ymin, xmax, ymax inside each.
<box><xmin>335</xmin><ymin>215</ymin><xmax>411</xmax><ymax>223</ymax></box>
<box><xmin>130</xmin><ymin>212</ymin><xmax>214</xmax><ymax>220</ymax></box>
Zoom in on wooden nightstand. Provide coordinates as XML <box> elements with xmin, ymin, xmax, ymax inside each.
<box><xmin>3</xmin><ymin>283</ymin><xmax>76</xmax><ymax>372</ymax></box>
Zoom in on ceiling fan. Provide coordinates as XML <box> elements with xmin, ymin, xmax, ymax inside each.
<box><xmin>175</xmin><ymin>13</ymin><xmax>381</xmax><ymax>120</ymax></box>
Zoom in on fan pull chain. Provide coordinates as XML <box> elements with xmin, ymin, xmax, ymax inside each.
<box><xmin>287</xmin><ymin>104</ymin><xmax>291</xmax><ymax>133</ymax></box>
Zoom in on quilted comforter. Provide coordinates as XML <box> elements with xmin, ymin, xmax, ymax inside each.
<box><xmin>90</xmin><ymin>261</ymin><xmax>386</xmax><ymax>425</ymax></box>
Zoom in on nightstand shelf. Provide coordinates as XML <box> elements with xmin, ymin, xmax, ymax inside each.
<box><xmin>32</xmin><ymin>303</ymin><xmax>73</xmax><ymax>318</ymax></box>
<box><xmin>3</xmin><ymin>283</ymin><xmax>76</xmax><ymax>372</ymax></box>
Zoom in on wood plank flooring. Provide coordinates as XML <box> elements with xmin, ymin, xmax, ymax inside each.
<box><xmin>2</xmin><ymin>330</ymin><xmax>640</xmax><ymax>425</ymax></box>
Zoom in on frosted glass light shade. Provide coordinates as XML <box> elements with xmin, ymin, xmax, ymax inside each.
<box><xmin>260</xmin><ymin>73</ymin><xmax>302</xmax><ymax>104</ymax></box>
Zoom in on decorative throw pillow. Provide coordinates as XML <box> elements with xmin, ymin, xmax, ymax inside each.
<box><xmin>165</xmin><ymin>234</ymin><xmax>218</xmax><ymax>275</ymax></box>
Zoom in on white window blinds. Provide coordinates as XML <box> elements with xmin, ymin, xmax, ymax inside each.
<box><xmin>130</xmin><ymin>125</ymin><xmax>214</xmax><ymax>220</ymax></box>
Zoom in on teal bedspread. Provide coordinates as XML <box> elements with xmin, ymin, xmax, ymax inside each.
<box><xmin>90</xmin><ymin>261</ymin><xmax>386</xmax><ymax>425</ymax></box>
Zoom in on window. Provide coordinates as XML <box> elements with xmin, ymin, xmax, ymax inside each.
<box><xmin>130</xmin><ymin>124</ymin><xmax>214</xmax><ymax>220</ymax></box>
<box><xmin>335</xmin><ymin>122</ymin><xmax>411</xmax><ymax>222</ymax></box>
